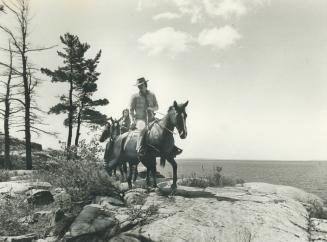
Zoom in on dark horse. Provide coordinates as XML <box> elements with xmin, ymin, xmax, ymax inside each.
<box><xmin>106</xmin><ymin>101</ymin><xmax>188</xmax><ymax>191</ymax></box>
<box><xmin>99</xmin><ymin>118</ymin><xmax>127</xmax><ymax>179</ymax></box>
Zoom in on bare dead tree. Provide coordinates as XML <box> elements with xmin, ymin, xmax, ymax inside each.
<box><xmin>0</xmin><ymin>43</ymin><xmax>13</xmax><ymax>168</ymax></box>
<box><xmin>0</xmin><ymin>0</ymin><xmax>56</xmax><ymax>169</ymax></box>
<box><xmin>0</xmin><ymin>42</ymin><xmax>26</xmax><ymax>169</ymax></box>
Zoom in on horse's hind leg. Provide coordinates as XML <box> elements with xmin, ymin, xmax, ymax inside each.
<box><xmin>167</xmin><ymin>157</ymin><xmax>178</xmax><ymax>190</ymax></box>
<box><xmin>151</xmin><ymin>157</ymin><xmax>158</xmax><ymax>188</ymax></box>
<box><xmin>133</xmin><ymin>163</ymin><xmax>139</xmax><ymax>183</ymax></box>
<box><xmin>127</xmin><ymin>162</ymin><xmax>133</xmax><ymax>189</ymax></box>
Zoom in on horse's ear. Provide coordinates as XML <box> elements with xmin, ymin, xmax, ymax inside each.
<box><xmin>183</xmin><ymin>100</ymin><xmax>189</xmax><ymax>108</ymax></box>
<box><xmin>173</xmin><ymin>101</ymin><xmax>178</xmax><ymax>109</ymax></box>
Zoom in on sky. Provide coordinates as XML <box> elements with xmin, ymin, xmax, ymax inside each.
<box><xmin>1</xmin><ymin>0</ymin><xmax>327</xmax><ymax>160</ymax></box>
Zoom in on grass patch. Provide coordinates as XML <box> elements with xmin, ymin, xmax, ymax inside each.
<box><xmin>0</xmin><ymin>193</ymin><xmax>34</xmax><ymax>236</ymax></box>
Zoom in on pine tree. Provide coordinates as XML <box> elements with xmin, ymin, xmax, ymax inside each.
<box><xmin>41</xmin><ymin>33</ymin><xmax>89</xmax><ymax>148</ymax></box>
<box><xmin>41</xmin><ymin>33</ymin><xmax>109</xmax><ymax>149</ymax></box>
<box><xmin>74</xmin><ymin>51</ymin><xmax>109</xmax><ymax>146</ymax></box>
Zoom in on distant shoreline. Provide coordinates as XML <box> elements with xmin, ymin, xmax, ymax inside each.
<box><xmin>177</xmin><ymin>158</ymin><xmax>327</xmax><ymax>163</ymax></box>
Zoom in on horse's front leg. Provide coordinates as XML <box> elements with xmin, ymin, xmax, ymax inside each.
<box><xmin>106</xmin><ymin>158</ymin><xmax>119</xmax><ymax>177</ymax></box>
<box><xmin>146</xmin><ymin>165</ymin><xmax>151</xmax><ymax>186</ymax></box>
<box><xmin>167</xmin><ymin>157</ymin><xmax>178</xmax><ymax>191</ymax></box>
<box><xmin>151</xmin><ymin>156</ymin><xmax>157</xmax><ymax>188</ymax></box>
<box><xmin>119</xmin><ymin>164</ymin><xmax>126</xmax><ymax>182</ymax></box>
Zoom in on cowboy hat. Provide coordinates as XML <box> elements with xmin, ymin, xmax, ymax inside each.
<box><xmin>134</xmin><ymin>77</ymin><xmax>149</xmax><ymax>86</ymax></box>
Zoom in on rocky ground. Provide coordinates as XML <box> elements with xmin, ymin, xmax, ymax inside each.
<box><xmin>0</xmin><ymin>170</ymin><xmax>327</xmax><ymax>242</ymax></box>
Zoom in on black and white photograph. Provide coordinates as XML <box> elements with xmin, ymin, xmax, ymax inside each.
<box><xmin>0</xmin><ymin>0</ymin><xmax>327</xmax><ymax>241</ymax></box>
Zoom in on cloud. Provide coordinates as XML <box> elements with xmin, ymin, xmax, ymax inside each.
<box><xmin>136</xmin><ymin>0</ymin><xmax>143</xmax><ymax>11</ymax></box>
<box><xmin>170</xmin><ymin>0</ymin><xmax>270</xmax><ymax>22</ymax></box>
<box><xmin>203</xmin><ymin>0</ymin><xmax>247</xmax><ymax>19</ymax></box>
<box><xmin>153</xmin><ymin>12</ymin><xmax>182</xmax><ymax>21</ymax></box>
<box><xmin>213</xmin><ymin>63</ymin><xmax>222</xmax><ymax>69</ymax></box>
<box><xmin>198</xmin><ymin>26</ymin><xmax>241</xmax><ymax>50</ymax></box>
<box><xmin>138</xmin><ymin>27</ymin><xmax>194</xmax><ymax>57</ymax></box>
<box><xmin>173</xmin><ymin>0</ymin><xmax>203</xmax><ymax>23</ymax></box>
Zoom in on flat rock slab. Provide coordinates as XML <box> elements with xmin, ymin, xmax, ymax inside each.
<box><xmin>0</xmin><ymin>181</ymin><xmax>51</xmax><ymax>194</ymax></box>
<box><xmin>127</xmin><ymin>182</ymin><xmax>322</xmax><ymax>242</ymax></box>
<box><xmin>7</xmin><ymin>170</ymin><xmax>35</xmax><ymax>176</ymax></box>
<box><xmin>0</xmin><ymin>233</ymin><xmax>37</xmax><ymax>242</ymax></box>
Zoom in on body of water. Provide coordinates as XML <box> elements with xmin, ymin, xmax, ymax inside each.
<box><xmin>156</xmin><ymin>159</ymin><xmax>327</xmax><ymax>201</ymax></box>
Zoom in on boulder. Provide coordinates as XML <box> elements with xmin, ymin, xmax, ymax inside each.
<box><xmin>64</xmin><ymin>204</ymin><xmax>118</xmax><ymax>241</ymax></box>
<box><xmin>124</xmin><ymin>188</ymin><xmax>148</xmax><ymax>205</ymax></box>
<box><xmin>26</xmin><ymin>189</ymin><xmax>54</xmax><ymax>205</ymax></box>
<box><xmin>94</xmin><ymin>196</ymin><xmax>125</xmax><ymax>207</ymax></box>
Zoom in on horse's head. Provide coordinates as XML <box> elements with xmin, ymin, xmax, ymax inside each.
<box><xmin>171</xmin><ymin>100</ymin><xmax>189</xmax><ymax>139</ymax></box>
<box><xmin>110</xmin><ymin>119</ymin><xmax>121</xmax><ymax>139</ymax></box>
<box><xmin>99</xmin><ymin>122</ymin><xmax>112</xmax><ymax>142</ymax></box>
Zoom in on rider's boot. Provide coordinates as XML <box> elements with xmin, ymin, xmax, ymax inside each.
<box><xmin>137</xmin><ymin>129</ymin><xmax>147</xmax><ymax>159</ymax></box>
<box><xmin>172</xmin><ymin>146</ymin><xmax>183</xmax><ymax>157</ymax></box>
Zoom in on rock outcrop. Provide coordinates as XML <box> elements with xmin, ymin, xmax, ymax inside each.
<box><xmin>1</xmin><ymin>169</ymin><xmax>327</xmax><ymax>242</ymax></box>
<box><xmin>116</xmin><ymin>182</ymin><xmax>325</xmax><ymax>242</ymax></box>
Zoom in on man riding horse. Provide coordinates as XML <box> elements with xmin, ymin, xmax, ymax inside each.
<box><xmin>130</xmin><ymin>77</ymin><xmax>182</xmax><ymax>158</ymax></box>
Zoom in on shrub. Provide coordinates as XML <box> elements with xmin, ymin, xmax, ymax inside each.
<box><xmin>35</xmin><ymin>139</ymin><xmax>121</xmax><ymax>203</ymax></box>
<box><xmin>0</xmin><ymin>169</ymin><xmax>10</xmax><ymax>182</ymax></box>
<box><xmin>308</xmin><ymin>199</ymin><xmax>327</xmax><ymax>219</ymax></box>
<box><xmin>179</xmin><ymin>166</ymin><xmax>245</xmax><ymax>188</ymax></box>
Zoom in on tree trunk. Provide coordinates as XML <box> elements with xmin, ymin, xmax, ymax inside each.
<box><xmin>21</xmin><ymin>20</ymin><xmax>32</xmax><ymax>169</ymax></box>
<box><xmin>22</xmin><ymin>55</ymin><xmax>32</xmax><ymax>170</ymax></box>
<box><xmin>4</xmin><ymin>100</ymin><xmax>11</xmax><ymax>169</ymax></box>
<box><xmin>67</xmin><ymin>78</ymin><xmax>73</xmax><ymax>148</ymax></box>
<box><xmin>4</xmin><ymin>49</ymin><xmax>12</xmax><ymax>169</ymax></box>
<box><xmin>74</xmin><ymin>108</ymin><xmax>82</xmax><ymax>146</ymax></box>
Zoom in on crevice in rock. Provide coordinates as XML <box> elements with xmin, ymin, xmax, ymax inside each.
<box><xmin>289</xmin><ymin>220</ymin><xmax>308</xmax><ymax>232</ymax></box>
<box><xmin>272</xmin><ymin>226</ymin><xmax>301</xmax><ymax>238</ymax></box>
<box><xmin>125</xmin><ymin>233</ymin><xmax>157</xmax><ymax>242</ymax></box>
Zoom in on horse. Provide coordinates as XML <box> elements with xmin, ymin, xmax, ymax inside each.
<box><xmin>106</xmin><ymin>100</ymin><xmax>188</xmax><ymax>191</ymax></box>
<box><xmin>99</xmin><ymin>118</ymin><xmax>127</xmax><ymax>179</ymax></box>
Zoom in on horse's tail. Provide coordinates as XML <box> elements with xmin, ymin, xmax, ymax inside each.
<box><xmin>160</xmin><ymin>157</ymin><xmax>166</xmax><ymax>167</ymax></box>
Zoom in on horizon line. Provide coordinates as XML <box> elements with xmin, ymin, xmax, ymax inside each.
<box><xmin>178</xmin><ymin>158</ymin><xmax>327</xmax><ymax>162</ymax></box>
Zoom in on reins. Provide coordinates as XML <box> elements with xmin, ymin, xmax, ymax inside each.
<box><xmin>152</xmin><ymin>119</ymin><xmax>176</xmax><ymax>135</ymax></box>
